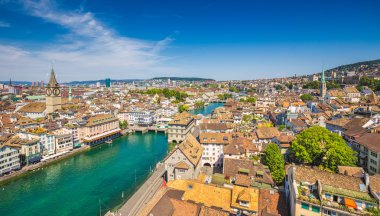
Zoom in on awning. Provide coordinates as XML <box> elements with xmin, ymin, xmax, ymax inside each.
<box><xmin>344</xmin><ymin>197</ymin><xmax>357</xmax><ymax>209</ymax></box>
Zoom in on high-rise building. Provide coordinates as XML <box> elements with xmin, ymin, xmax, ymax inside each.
<box><xmin>320</xmin><ymin>66</ymin><xmax>327</xmax><ymax>102</ymax></box>
<box><xmin>105</xmin><ymin>78</ymin><xmax>111</xmax><ymax>88</ymax></box>
<box><xmin>45</xmin><ymin>68</ymin><xmax>62</xmax><ymax>113</ymax></box>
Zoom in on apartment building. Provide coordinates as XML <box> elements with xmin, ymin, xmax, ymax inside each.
<box><xmin>355</xmin><ymin>133</ymin><xmax>380</xmax><ymax>174</ymax></box>
<box><xmin>199</xmin><ymin>132</ymin><xmax>231</xmax><ymax>167</ymax></box>
<box><xmin>5</xmin><ymin>134</ymin><xmax>42</xmax><ymax>166</ymax></box>
<box><xmin>0</xmin><ymin>144</ymin><xmax>20</xmax><ymax>175</ymax></box>
<box><xmin>286</xmin><ymin>165</ymin><xmax>379</xmax><ymax>216</ymax></box>
<box><xmin>51</xmin><ymin>128</ymin><xmax>73</xmax><ymax>154</ymax></box>
<box><xmin>168</xmin><ymin>112</ymin><xmax>195</xmax><ymax>143</ymax></box>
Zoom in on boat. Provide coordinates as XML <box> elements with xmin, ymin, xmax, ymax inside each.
<box><xmin>105</xmin><ymin>139</ymin><xmax>112</xmax><ymax>144</ymax></box>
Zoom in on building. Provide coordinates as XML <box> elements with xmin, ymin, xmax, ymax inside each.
<box><xmin>168</xmin><ymin>112</ymin><xmax>196</xmax><ymax>143</ymax></box>
<box><xmin>45</xmin><ymin>68</ymin><xmax>62</xmax><ymax>113</ymax></box>
<box><xmin>0</xmin><ymin>144</ymin><xmax>20</xmax><ymax>176</ymax></box>
<box><xmin>78</xmin><ymin>114</ymin><xmax>121</xmax><ymax>146</ymax></box>
<box><xmin>199</xmin><ymin>132</ymin><xmax>231</xmax><ymax>167</ymax></box>
<box><xmin>164</xmin><ymin>134</ymin><xmax>203</xmax><ymax>181</ymax></box>
<box><xmin>51</xmin><ymin>128</ymin><xmax>73</xmax><ymax>154</ymax></box>
<box><xmin>17</xmin><ymin>102</ymin><xmax>46</xmax><ymax>119</ymax></box>
<box><xmin>355</xmin><ymin>133</ymin><xmax>380</xmax><ymax>174</ymax></box>
<box><xmin>5</xmin><ymin>134</ymin><xmax>42</xmax><ymax>166</ymax></box>
<box><xmin>105</xmin><ymin>78</ymin><xmax>111</xmax><ymax>88</ymax></box>
<box><xmin>127</xmin><ymin>110</ymin><xmax>155</xmax><ymax>126</ymax></box>
<box><xmin>286</xmin><ymin>165</ymin><xmax>378</xmax><ymax>216</ymax></box>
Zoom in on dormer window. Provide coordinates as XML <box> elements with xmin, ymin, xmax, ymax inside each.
<box><xmin>239</xmin><ymin>201</ymin><xmax>249</xmax><ymax>207</ymax></box>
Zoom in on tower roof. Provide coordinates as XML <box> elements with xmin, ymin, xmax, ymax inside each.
<box><xmin>321</xmin><ymin>66</ymin><xmax>325</xmax><ymax>83</ymax></box>
<box><xmin>48</xmin><ymin>68</ymin><xmax>59</xmax><ymax>87</ymax></box>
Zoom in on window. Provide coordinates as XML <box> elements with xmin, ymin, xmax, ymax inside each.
<box><xmin>301</xmin><ymin>202</ymin><xmax>309</xmax><ymax>210</ymax></box>
<box><xmin>312</xmin><ymin>205</ymin><xmax>320</xmax><ymax>213</ymax></box>
<box><xmin>325</xmin><ymin>193</ymin><xmax>331</xmax><ymax>199</ymax></box>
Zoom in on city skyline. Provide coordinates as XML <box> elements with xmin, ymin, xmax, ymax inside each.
<box><xmin>1</xmin><ymin>0</ymin><xmax>380</xmax><ymax>81</ymax></box>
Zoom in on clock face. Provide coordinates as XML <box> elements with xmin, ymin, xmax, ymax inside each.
<box><xmin>53</xmin><ymin>88</ymin><xmax>61</xmax><ymax>96</ymax></box>
<box><xmin>46</xmin><ymin>88</ymin><xmax>52</xmax><ymax>96</ymax></box>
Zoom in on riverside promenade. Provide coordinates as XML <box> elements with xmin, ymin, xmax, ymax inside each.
<box><xmin>107</xmin><ymin>163</ymin><xmax>167</xmax><ymax>216</ymax></box>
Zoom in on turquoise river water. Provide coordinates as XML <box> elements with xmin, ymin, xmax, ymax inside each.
<box><xmin>0</xmin><ymin>102</ymin><xmax>224</xmax><ymax>216</ymax></box>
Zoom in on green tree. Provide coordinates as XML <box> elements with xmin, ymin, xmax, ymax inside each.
<box><xmin>240</xmin><ymin>97</ymin><xmax>256</xmax><ymax>103</ymax></box>
<box><xmin>218</xmin><ymin>93</ymin><xmax>232</xmax><ymax>100</ymax></box>
<box><xmin>178</xmin><ymin>104</ymin><xmax>189</xmax><ymax>113</ymax></box>
<box><xmin>303</xmin><ymin>81</ymin><xmax>320</xmax><ymax>89</ymax></box>
<box><xmin>194</xmin><ymin>101</ymin><xmax>205</xmax><ymax>108</ymax></box>
<box><xmin>300</xmin><ymin>94</ymin><xmax>314</xmax><ymax>102</ymax></box>
<box><xmin>229</xmin><ymin>86</ymin><xmax>239</xmax><ymax>93</ymax></box>
<box><xmin>285</xmin><ymin>83</ymin><xmax>293</xmax><ymax>90</ymax></box>
<box><xmin>290</xmin><ymin>126</ymin><xmax>357</xmax><ymax>172</ymax></box>
<box><xmin>265</xmin><ymin>143</ymin><xmax>285</xmax><ymax>185</ymax></box>
<box><xmin>278</xmin><ymin>124</ymin><xmax>286</xmax><ymax>131</ymax></box>
<box><xmin>119</xmin><ymin>120</ymin><xmax>128</xmax><ymax>130</ymax></box>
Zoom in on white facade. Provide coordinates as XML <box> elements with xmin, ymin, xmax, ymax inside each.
<box><xmin>127</xmin><ymin>111</ymin><xmax>155</xmax><ymax>125</ymax></box>
<box><xmin>52</xmin><ymin>128</ymin><xmax>73</xmax><ymax>154</ymax></box>
<box><xmin>201</xmin><ymin>143</ymin><xmax>224</xmax><ymax>167</ymax></box>
<box><xmin>0</xmin><ymin>145</ymin><xmax>20</xmax><ymax>175</ymax></box>
<box><xmin>39</xmin><ymin>133</ymin><xmax>56</xmax><ymax>156</ymax></box>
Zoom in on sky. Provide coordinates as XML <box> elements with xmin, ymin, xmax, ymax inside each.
<box><xmin>0</xmin><ymin>0</ymin><xmax>380</xmax><ymax>82</ymax></box>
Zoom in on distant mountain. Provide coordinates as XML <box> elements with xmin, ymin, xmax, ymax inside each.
<box><xmin>0</xmin><ymin>81</ymin><xmax>32</xmax><ymax>86</ymax></box>
<box><xmin>151</xmin><ymin>77</ymin><xmax>215</xmax><ymax>81</ymax></box>
<box><xmin>326</xmin><ymin>59</ymin><xmax>380</xmax><ymax>74</ymax></box>
<box><xmin>64</xmin><ymin>79</ymin><xmax>142</xmax><ymax>85</ymax></box>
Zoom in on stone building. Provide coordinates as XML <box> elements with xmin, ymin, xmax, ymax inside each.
<box><xmin>168</xmin><ymin>112</ymin><xmax>195</xmax><ymax>143</ymax></box>
<box><xmin>164</xmin><ymin>134</ymin><xmax>203</xmax><ymax>181</ymax></box>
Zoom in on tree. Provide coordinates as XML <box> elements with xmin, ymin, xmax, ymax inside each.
<box><xmin>300</xmin><ymin>94</ymin><xmax>314</xmax><ymax>102</ymax></box>
<box><xmin>265</xmin><ymin>143</ymin><xmax>285</xmax><ymax>185</ymax></box>
<box><xmin>218</xmin><ymin>93</ymin><xmax>232</xmax><ymax>100</ymax></box>
<box><xmin>194</xmin><ymin>101</ymin><xmax>205</xmax><ymax>109</ymax></box>
<box><xmin>285</xmin><ymin>83</ymin><xmax>293</xmax><ymax>90</ymax></box>
<box><xmin>119</xmin><ymin>120</ymin><xmax>128</xmax><ymax>130</ymax></box>
<box><xmin>229</xmin><ymin>86</ymin><xmax>239</xmax><ymax>93</ymax></box>
<box><xmin>275</xmin><ymin>85</ymin><xmax>284</xmax><ymax>91</ymax></box>
<box><xmin>178</xmin><ymin>104</ymin><xmax>189</xmax><ymax>113</ymax></box>
<box><xmin>290</xmin><ymin>126</ymin><xmax>357</xmax><ymax>172</ymax></box>
<box><xmin>240</xmin><ymin>97</ymin><xmax>256</xmax><ymax>103</ymax></box>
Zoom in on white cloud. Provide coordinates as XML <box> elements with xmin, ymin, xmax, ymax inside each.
<box><xmin>0</xmin><ymin>21</ymin><xmax>10</xmax><ymax>28</ymax></box>
<box><xmin>0</xmin><ymin>0</ymin><xmax>177</xmax><ymax>81</ymax></box>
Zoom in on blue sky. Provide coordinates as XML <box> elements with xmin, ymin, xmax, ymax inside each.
<box><xmin>0</xmin><ymin>0</ymin><xmax>380</xmax><ymax>82</ymax></box>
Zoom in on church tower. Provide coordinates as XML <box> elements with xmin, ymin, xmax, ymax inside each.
<box><xmin>45</xmin><ymin>68</ymin><xmax>62</xmax><ymax>113</ymax></box>
<box><xmin>68</xmin><ymin>86</ymin><xmax>72</xmax><ymax>103</ymax></box>
<box><xmin>320</xmin><ymin>66</ymin><xmax>327</xmax><ymax>102</ymax></box>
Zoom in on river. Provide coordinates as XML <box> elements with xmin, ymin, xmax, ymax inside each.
<box><xmin>0</xmin><ymin>132</ymin><xmax>168</xmax><ymax>216</ymax></box>
<box><xmin>190</xmin><ymin>102</ymin><xmax>224</xmax><ymax>115</ymax></box>
<box><xmin>0</xmin><ymin>102</ymin><xmax>224</xmax><ymax>216</ymax></box>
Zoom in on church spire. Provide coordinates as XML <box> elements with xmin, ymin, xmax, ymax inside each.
<box><xmin>48</xmin><ymin>67</ymin><xmax>59</xmax><ymax>87</ymax></box>
<box><xmin>321</xmin><ymin>65</ymin><xmax>325</xmax><ymax>83</ymax></box>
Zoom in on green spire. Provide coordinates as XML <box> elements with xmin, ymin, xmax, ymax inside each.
<box><xmin>321</xmin><ymin>65</ymin><xmax>325</xmax><ymax>83</ymax></box>
<box><xmin>68</xmin><ymin>86</ymin><xmax>72</xmax><ymax>102</ymax></box>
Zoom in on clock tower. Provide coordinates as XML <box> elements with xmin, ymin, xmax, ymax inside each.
<box><xmin>45</xmin><ymin>68</ymin><xmax>62</xmax><ymax>113</ymax></box>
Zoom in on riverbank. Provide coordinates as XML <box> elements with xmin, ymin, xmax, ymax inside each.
<box><xmin>0</xmin><ymin>145</ymin><xmax>91</xmax><ymax>186</ymax></box>
<box><xmin>0</xmin><ymin>132</ymin><xmax>168</xmax><ymax>216</ymax></box>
